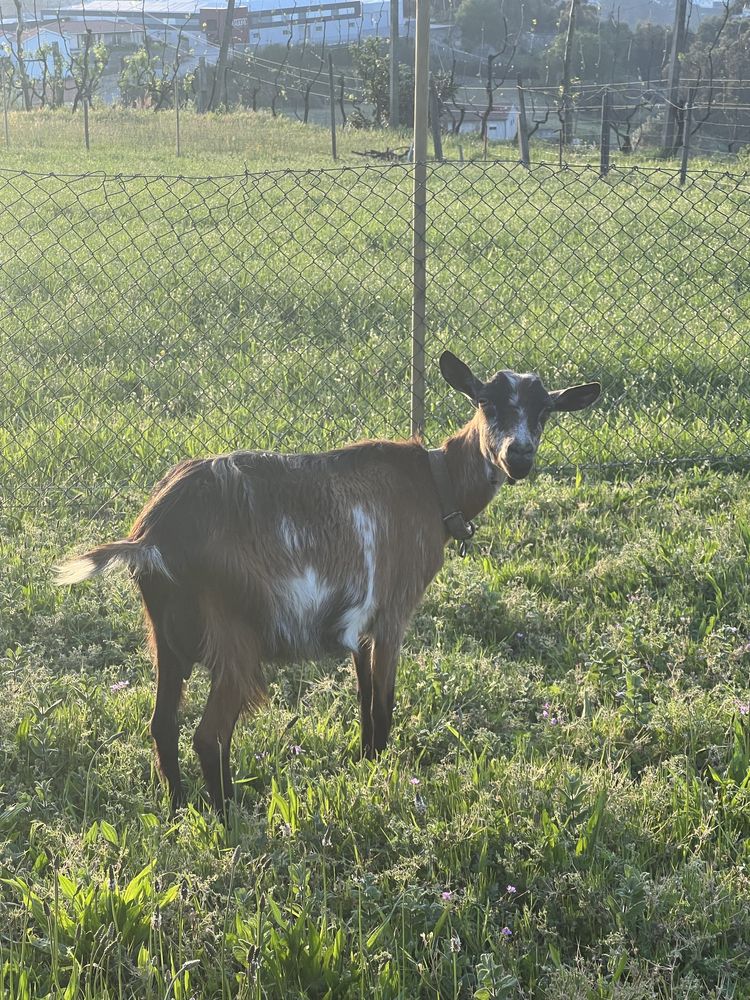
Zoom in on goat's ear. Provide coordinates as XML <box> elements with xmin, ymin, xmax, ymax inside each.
<box><xmin>549</xmin><ymin>382</ymin><xmax>601</xmax><ymax>412</ymax></box>
<box><xmin>439</xmin><ymin>351</ymin><xmax>484</xmax><ymax>405</ymax></box>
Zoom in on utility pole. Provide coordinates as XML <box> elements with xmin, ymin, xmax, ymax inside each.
<box><xmin>560</xmin><ymin>0</ymin><xmax>578</xmax><ymax>145</ymax></box>
<box><xmin>662</xmin><ymin>0</ymin><xmax>688</xmax><ymax>154</ymax></box>
<box><xmin>209</xmin><ymin>0</ymin><xmax>236</xmax><ymax>111</ymax></box>
<box><xmin>390</xmin><ymin>0</ymin><xmax>399</xmax><ymax>127</ymax></box>
<box><xmin>411</xmin><ymin>0</ymin><xmax>430</xmax><ymax>437</ymax></box>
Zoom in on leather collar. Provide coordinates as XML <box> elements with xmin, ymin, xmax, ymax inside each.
<box><xmin>427</xmin><ymin>448</ymin><xmax>475</xmax><ymax>546</ymax></box>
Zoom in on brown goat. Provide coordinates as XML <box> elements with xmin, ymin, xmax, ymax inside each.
<box><xmin>56</xmin><ymin>351</ymin><xmax>600</xmax><ymax>811</ymax></box>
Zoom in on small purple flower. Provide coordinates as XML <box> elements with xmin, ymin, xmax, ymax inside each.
<box><xmin>516</xmin><ymin>632</ymin><xmax>526</xmax><ymax>640</ymax></box>
<box><xmin>110</xmin><ymin>680</ymin><xmax>129</xmax><ymax>693</ymax></box>
<box><xmin>507</xmin><ymin>884</ymin><xmax>517</xmax><ymax>894</ymax></box>
<box><xmin>550</xmin><ymin>717</ymin><xmax>558</xmax><ymax>726</ymax></box>
<box><xmin>290</xmin><ymin>745</ymin><xmax>303</xmax><ymax>756</ymax></box>
<box><xmin>738</xmin><ymin>702</ymin><xmax>750</xmax><ymax>717</ymax></box>
<box><xmin>501</xmin><ymin>926</ymin><xmax>512</xmax><ymax>938</ymax></box>
<box><xmin>254</xmin><ymin>751</ymin><xmax>269</xmax><ymax>761</ymax></box>
<box><xmin>542</xmin><ymin>710</ymin><xmax>549</xmax><ymax>718</ymax></box>
<box><xmin>441</xmin><ymin>890</ymin><xmax>453</xmax><ymax>901</ymax></box>
<box><xmin>410</xmin><ymin>777</ymin><xmax>421</xmax><ymax>786</ymax></box>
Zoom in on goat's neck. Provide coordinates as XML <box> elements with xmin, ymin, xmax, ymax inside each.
<box><xmin>439</xmin><ymin>417</ymin><xmax>500</xmax><ymax>525</ymax></box>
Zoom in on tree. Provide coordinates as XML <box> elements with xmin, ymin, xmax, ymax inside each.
<box><xmin>545</xmin><ymin>15</ymin><xmax>636</xmax><ymax>85</ymax></box>
<box><xmin>629</xmin><ymin>21</ymin><xmax>670</xmax><ymax>84</ymax></box>
<box><xmin>0</xmin><ymin>47</ymin><xmax>19</xmax><ymax>108</ymax></box>
<box><xmin>455</xmin><ymin>0</ymin><xmax>559</xmax><ymax>51</ymax></box>
<box><xmin>29</xmin><ymin>42</ymin><xmax>65</xmax><ymax>108</ymax></box>
<box><xmin>119</xmin><ymin>23</ymin><xmax>188</xmax><ymax>110</ymax></box>
<box><xmin>208</xmin><ymin>0</ymin><xmax>235</xmax><ymax>110</ymax></box>
<box><xmin>12</xmin><ymin>0</ymin><xmax>31</xmax><ymax>109</ymax></box>
<box><xmin>351</xmin><ymin>38</ymin><xmax>456</xmax><ymax>128</ymax></box>
<box><xmin>684</xmin><ymin>8</ymin><xmax>750</xmax><ymax>151</ymax></box>
<box><xmin>69</xmin><ymin>31</ymin><xmax>109</xmax><ymax>111</ymax></box>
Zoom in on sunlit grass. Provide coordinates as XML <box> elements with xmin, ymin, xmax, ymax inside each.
<box><xmin>2</xmin><ymin>112</ymin><xmax>750</xmax><ymax>998</ymax></box>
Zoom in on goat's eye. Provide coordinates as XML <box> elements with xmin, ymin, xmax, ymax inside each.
<box><xmin>480</xmin><ymin>401</ymin><xmax>496</xmax><ymax>417</ymax></box>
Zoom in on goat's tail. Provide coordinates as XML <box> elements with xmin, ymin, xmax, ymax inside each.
<box><xmin>55</xmin><ymin>540</ymin><xmax>174</xmax><ymax>586</ymax></box>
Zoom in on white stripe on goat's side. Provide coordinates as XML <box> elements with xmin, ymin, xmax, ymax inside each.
<box><xmin>279</xmin><ymin>515</ymin><xmax>310</xmax><ymax>554</ymax></box>
<box><xmin>338</xmin><ymin>505</ymin><xmax>378</xmax><ymax>651</ymax></box>
<box><xmin>275</xmin><ymin>565</ymin><xmax>333</xmax><ymax>649</ymax></box>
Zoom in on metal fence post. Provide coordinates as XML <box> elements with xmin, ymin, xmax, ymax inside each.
<box><xmin>429</xmin><ymin>76</ymin><xmax>443</xmax><ymax>162</ymax></box>
<box><xmin>389</xmin><ymin>0</ymin><xmax>399</xmax><ymax>128</ymax></box>
<box><xmin>1</xmin><ymin>60</ymin><xmax>9</xmax><ymax>148</ymax></box>
<box><xmin>663</xmin><ymin>0</ymin><xmax>688</xmax><ymax>154</ymax></box>
<box><xmin>679</xmin><ymin>88</ymin><xmax>695</xmax><ymax>186</ymax></box>
<box><xmin>599</xmin><ymin>87</ymin><xmax>610</xmax><ymax>178</ymax></box>
<box><xmin>83</xmin><ymin>96</ymin><xmax>90</xmax><ymax>151</ymax></box>
<box><xmin>517</xmin><ymin>77</ymin><xmax>530</xmax><ymax>168</ymax></box>
<box><xmin>411</xmin><ymin>0</ymin><xmax>430</xmax><ymax>438</ymax></box>
<box><xmin>174</xmin><ymin>76</ymin><xmax>181</xmax><ymax>157</ymax></box>
<box><xmin>328</xmin><ymin>54</ymin><xmax>337</xmax><ymax>162</ymax></box>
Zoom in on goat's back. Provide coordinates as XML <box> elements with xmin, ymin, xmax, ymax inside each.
<box><xmin>130</xmin><ymin>442</ymin><xmax>445</xmax><ymax>661</ymax></box>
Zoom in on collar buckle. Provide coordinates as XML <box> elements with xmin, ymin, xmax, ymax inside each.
<box><xmin>428</xmin><ymin>448</ymin><xmax>475</xmax><ymax>555</ymax></box>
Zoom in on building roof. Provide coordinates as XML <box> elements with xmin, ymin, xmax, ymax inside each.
<box><xmin>0</xmin><ymin>23</ymin><xmax>66</xmax><ymax>47</ymax></box>
<box><xmin>51</xmin><ymin>0</ymin><xmax>201</xmax><ymax>11</ymax></box>
<box><xmin>47</xmin><ymin>0</ymin><xmax>388</xmax><ymax>14</ymax></box>
<box><xmin>57</xmin><ymin>16</ymin><xmax>144</xmax><ymax>30</ymax></box>
<box><xmin>1</xmin><ymin>17</ymin><xmax>141</xmax><ymax>46</ymax></box>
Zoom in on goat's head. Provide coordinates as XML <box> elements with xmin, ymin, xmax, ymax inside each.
<box><xmin>440</xmin><ymin>350</ymin><xmax>601</xmax><ymax>481</ymax></box>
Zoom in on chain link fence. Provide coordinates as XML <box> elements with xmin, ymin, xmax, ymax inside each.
<box><xmin>1</xmin><ymin>159</ymin><xmax>749</xmax><ymax>515</ymax></box>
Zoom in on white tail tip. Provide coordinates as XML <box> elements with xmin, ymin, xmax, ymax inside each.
<box><xmin>55</xmin><ymin>557</ymin><xmax>98</xmax><ymax>585</ymax></box>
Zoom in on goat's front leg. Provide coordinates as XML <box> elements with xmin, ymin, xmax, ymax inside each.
<box><xmin>367</xmin><ymin>627</ymin><xmax>404</xmax><ymax>758</ymax></box>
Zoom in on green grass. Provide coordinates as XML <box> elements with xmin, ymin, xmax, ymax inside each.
<box><xmin>2</xmin><ymin>111</ymin><xmax>750</xmax><ymax>998</ymax></box>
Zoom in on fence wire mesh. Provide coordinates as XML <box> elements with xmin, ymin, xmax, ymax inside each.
<box><xmin>1</xmin><ymin>160</ymin><xmax>749</xmax><ymax>515</ymax></box>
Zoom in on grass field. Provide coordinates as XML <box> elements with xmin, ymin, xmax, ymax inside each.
<box><xmin>2</xmin><ymin>111</ymin><xmax>750</xmax><ymax>999</ymax></box>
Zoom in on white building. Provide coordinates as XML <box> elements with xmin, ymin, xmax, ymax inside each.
<box><xmin>42</xmin><ymin>0</ymin><xmax>406</xmax><ymax>48</ymax></box>
<box><xmin>442</xmin><ymin>104</ymin><xmax>519</xmax><ymax>143</ymax></box>
<box><xmin>0</xmin><ymin>25</ymin><xmax>67</xmax><ymax>80</ymax></box>
<box><xmin>0</xmin><ymin>18</ymin><xmax>145</xmax><ymax>76</ymax></box>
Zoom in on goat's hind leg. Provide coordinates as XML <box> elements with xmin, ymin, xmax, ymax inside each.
<box><xmin>142</xmin><ymin>585</ymin><xmax>199</xmax><ymax>813</ymax></box>
<box><xmin>353</xmin><ymin>637</ymin><xmax>374</xmax><ymax>759</ymax></box>
<box><xmin>150</xmin><ymin>640</ymin><xmax>187</xmax><ymax>811</ymax></box>
<box><xmin>195</xmin><ymin>611</ymin><xmax>265</xmax><ymax>812</ymax></box>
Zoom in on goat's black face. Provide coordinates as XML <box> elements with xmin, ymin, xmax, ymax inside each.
<box><xmin>439</xmin><ymin>350</ymin><xmax>601</xmax><ymax>481</ymax></box>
